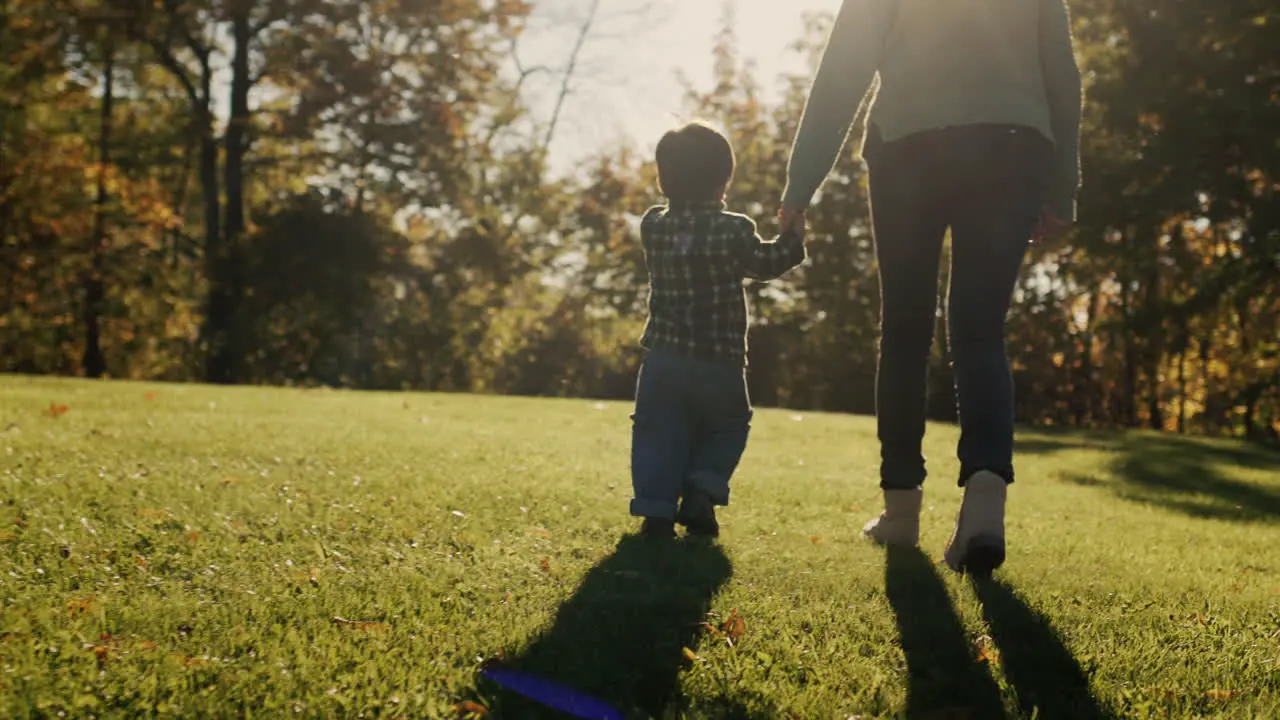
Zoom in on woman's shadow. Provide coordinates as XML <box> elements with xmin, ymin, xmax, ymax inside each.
<box><xmin>487</xmin><ymin>535</ymin><xmax>734</xmax><ymax>719</ymax></box>
<box><xmin>885</xmin><ymin>546</ymin><xmax>1112</xmax><ymax>719</ymax></box>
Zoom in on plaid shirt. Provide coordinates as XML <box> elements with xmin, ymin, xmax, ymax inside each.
<box><xmin>639</xmin><ymin>201</ymin><xmax>807</xmax><ymax>366</ymax></box>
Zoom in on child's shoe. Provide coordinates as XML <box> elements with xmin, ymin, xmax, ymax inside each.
<box><xmin>676</xmin><ymin>491</ymin><xmax>720</xmax><ymax>538</ymax></box>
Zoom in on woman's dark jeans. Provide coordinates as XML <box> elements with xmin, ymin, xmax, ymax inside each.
<box><xmin>864</xmin><ymin>123</ymin><xmax>1052</xmax><ymax>489</ymax></box>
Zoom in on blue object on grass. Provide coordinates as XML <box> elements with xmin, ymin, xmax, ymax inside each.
<box><xmin>482</xmin><ymin>667</ymin><xmax>625</xmax><ymax>720</ymax></box>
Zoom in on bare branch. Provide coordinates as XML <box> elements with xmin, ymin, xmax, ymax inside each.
<box><xmin>149</xmin><ymin>39</ymin><xmax>200</xmax><ymax>108</ymax></box>
<box><xmin>543</xmin><ymin>0</ymin><xmax>602</xmax><ymax>151</ymax></box>
<box><xmin>163</xmin><ymin>0</ymin><xmax>211</xmax><ymax>61</ymax></box>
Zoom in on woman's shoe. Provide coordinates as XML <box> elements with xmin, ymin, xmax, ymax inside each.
<box><xmin>944</xmin><ymin>470</ymin><xmax>1007</xmax><ymax>576</ymax></box>
<box><xmin>862</xmin><ymin>488</ymin><xmax>923</xmax><ymax>546</ymax></box>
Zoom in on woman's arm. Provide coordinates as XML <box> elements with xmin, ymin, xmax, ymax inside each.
<box><xmin>782</xmin><ymin>0</ymin><xmax>900</xmax><ymax>210</ymax></box>
<box><xmin>1040</xmin><ymin>0</ymin><xmax>1084</xmax><ymax>223</ymax></box>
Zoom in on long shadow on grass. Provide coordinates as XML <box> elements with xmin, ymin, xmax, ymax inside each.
<box><xmin>884</xmin><ymin>546</ymin><xmax>1005</xmax><ymax>718</ymax></box>
<box><xmin>1080</xmin><ymin>436</ymin><xmax>1279</xmax><ymax>522</ymax></box>
<box><xmin>972</xmin><ymin>577</ymin><xmax>1112</xmax><ymax>719</ymax></box>
<box><xmin>1018</xmin><ymin>431</ymin><xmax>1280</xmax><ymax>522</ymax></box>
<box><xmin>487</xmin><ymin>535</ymin><xmax>733</xmax><ymax>719</ymax></box>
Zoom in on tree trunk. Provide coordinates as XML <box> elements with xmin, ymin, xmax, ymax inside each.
<box><xmin>1236</xmin><ymin>299</ymin><xmax>1256</xmax><ymax>439</ymax></box>
<box><xmin>1199</xmin><ymin>334</ymin><xmax>1214</xmax><ymax>431</ymax></box>
<box><xmin>1080</xmin><ymin>283</ymin><xmax>1100</xmax><ymax>426</ymax></box>
<box><xmin>206</xmin><ymin>9</ymin><xmax>252</xmax><ymax>384</ymax></box>
<box><xmin>1119</xmin><ymin>277</ymin><xmax>1139</xmax><ymax>427</ymax></box>
<box><xmin>197</xmin><ymin>59</ymin><xmax>227</xmax><ymax>380</ymax></box>
<box><xmin>1176</xmin><ymin>348</ymin><xmax>1187</xmax><ymax>434</ymax></box>
<box><xmin>1142</xmin><ymin>225</ymin><xmax>1164</xmax><ymax>430</ymax></box>
<box><xmin>225</xmin><ymin>8</ymin><xmax>250</xmax><ymax>254</ymax></box>
<box><xmin>82</xmin><ymin>34</ymin><xmax>114</xmax><ymax>378</ymax></box>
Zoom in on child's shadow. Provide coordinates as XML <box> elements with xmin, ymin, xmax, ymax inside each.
<box><xmin>490</xmin><ymin>535</ymin><xmax>732</xmax><ymax>718</ymax></box>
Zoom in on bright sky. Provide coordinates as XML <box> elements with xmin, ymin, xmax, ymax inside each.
<box><xmin>522</xmin><ymin>0</ymin><xmax>840</xmax><ymax>175</ymax></box>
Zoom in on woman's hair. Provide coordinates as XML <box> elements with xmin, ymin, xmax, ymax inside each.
<box><xmin>655</xmin><ymin>121</ymin><xmax>736</xmax><ymax>203</ymax></box>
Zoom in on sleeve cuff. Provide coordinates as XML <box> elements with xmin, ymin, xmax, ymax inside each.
<box><xmin>1049</xmin><ymin>190</ymin><xmax>1077</xmax><ymax>224</ymax></box>
<box><xmin>781</xmin><ymin>182</ymin><xmax>816</xmax><ymax>211</ymax></box>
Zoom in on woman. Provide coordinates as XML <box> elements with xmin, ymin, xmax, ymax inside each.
<box><xmin>779</xmin><ymin>0</ymin><xmax>1083</xmax><ymax>575</ymax></box>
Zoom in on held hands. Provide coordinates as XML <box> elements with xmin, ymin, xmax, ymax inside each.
<box><xmin>778</xmin><ymin>205</ymin><xmax>806</xmax><ymax>238</ymax></box>
<box><xmin>1033</xmin><ymin>205</ymin><xmax>1072</xmax><ymax>245</ymax></box>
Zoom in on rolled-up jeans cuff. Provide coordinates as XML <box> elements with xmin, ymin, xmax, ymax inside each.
<box><xmin>630</xmin><ymin>498</ymin><xmax>678</xmax><ymax>520</ymax></box>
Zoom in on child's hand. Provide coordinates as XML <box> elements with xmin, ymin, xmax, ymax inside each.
<box><xmin>778</xmin><ymin>205</ymin><xmax>806</xmax><ymax>236</ymax></box>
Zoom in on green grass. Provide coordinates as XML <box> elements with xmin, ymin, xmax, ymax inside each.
<box><xmin>1</xmin><ymin>375</ymin><xmax>1278</xmax><ymax>719</ymax></box>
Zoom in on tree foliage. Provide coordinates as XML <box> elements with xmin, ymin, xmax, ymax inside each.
<box><xmin>1</xmin><ymin>0</ymin><xmax>1276</xmax><ymax>441</ymax></box>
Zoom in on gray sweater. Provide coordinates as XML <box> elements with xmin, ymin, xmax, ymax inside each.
<box><xmin>783</xmin><ymin>0</ymin><xmax>1084</xmax><ymax>221</ymax></box>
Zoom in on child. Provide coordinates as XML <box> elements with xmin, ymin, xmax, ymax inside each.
<box><xmin>630</xmin><ymin>121</ymin><xmax>808</xmax><ymax>539</ymax></box>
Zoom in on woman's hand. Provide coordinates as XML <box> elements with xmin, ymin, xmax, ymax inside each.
<box><xmin>778</xmin><ymin>206</ymin><xmax>806</xmax><ymax>236</ymax></box>
<box><xmin>1033</xmin><ymin>205</ymin><xmax>1072</xmax><ymax>244</ymax></box>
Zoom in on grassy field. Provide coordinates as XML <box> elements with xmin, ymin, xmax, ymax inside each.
<box><xmin>1</xmin><ymin>375</ymin><xmax>1278</xmax><ymax>719</ymax></box>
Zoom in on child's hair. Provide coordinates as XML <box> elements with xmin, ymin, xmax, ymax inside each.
<box><xmin>655</xmin><ymin>121</ymin><xmax>735</xmax><ymax>203</ymax></box>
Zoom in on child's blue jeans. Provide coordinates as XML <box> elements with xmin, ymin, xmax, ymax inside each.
<box><xmin>630</xmin><ymin>349</ymin><xmax>753</xmax><ymax>520</ymax></box>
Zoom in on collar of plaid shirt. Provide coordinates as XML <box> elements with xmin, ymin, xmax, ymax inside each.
<box><xmin>665</xmin><ymin>199</ymin><xmax>727</xmax><ymax>213</ymax></box>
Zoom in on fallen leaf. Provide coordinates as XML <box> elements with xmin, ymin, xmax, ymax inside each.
<box><xmin>180</xmin><ymin>655</ymin><xmax>208</xmax><ymax>667</ymax></box>
<box><xmin>698</xmin><ymin>622</ymin><xmax>722</xmax><ymax>638</ymax></box>
<box><xmin>330</xmin><ymin>616</ymin><xmax>391</xmax><ymax>633</ymax></box>
<box><xmin>135</xmin><ymin>554</ymin><xmax>148</xmax><ymax>569</ymax></box>
<box><xmin>89</xmin><ymin>633</ymin><xmax>117</xmax><ymax>668</ymax></box>
<box><xmin>1205</xmin><ymin>689</ymin><xmax>1237</xmax><ymax>701</ymax></box>
<box><xmin>185</xmin><ymin>531</ymin><xmax>200</xmax><ymax>542</ymax></box>
<box><xmin>222</xmin><ymin>477</ymin><xmax>240</xmax><ymax>487</ymax></box>
<box><xmin>144</xmin><ymin>392</ymin><xmax>156</xmax><ymax>401</ymax></box>
<box><xmin>453</xmin><ymin>700</ymin><xmax>488</xmax><ymax>717</ymax></box>
<box><xmin>452</xmin><ymin>510</ymin><xmax>466</xmax><ymax>518</ymax></box>
<box><xmin>974</xmin><ymin>635</ymin><xmax>999</xmax><ymax>665</ymax></box>
<box><xmin>809</xmin><ymin>535</ymin><xmax>823</xmax><ymax>544</ymax></box>
<box><xmin>682</xmin><ymin>647</ymin><xmax>699</xmax><ymax>662</ymax></box>
<box><xmin>539</xmin><ymin>557</ymin><xmax>552</xmax><ymax>573</ymax></box>
<box><xmin>43</xmin><ymin>402</ymin><xmax>69</xmax><ymax>418</ymax></box>
<box><xmin>67</xmin><ymin>597</ymin><xmax>98</xmax><ymax>616</ymax></box>
<box><xmin>721</xmin><ymin>609</ymin><xmax>746</xmax><ymax>643</ymax></box>
<box><xmin>0</xmin><ymin>531</ymin><xmax>16</xmax><ymax>543</ymax></box>
<box><xmin>532</xmin><ymin>527</ymin><xmax>551</xmax><ymax>539</ymax></box>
